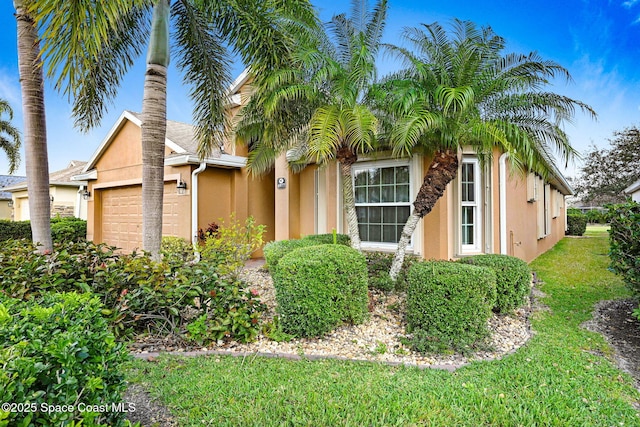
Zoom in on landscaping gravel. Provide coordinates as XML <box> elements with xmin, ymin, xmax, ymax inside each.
<box><xmin>132</xmin><ymin>264</ymin><xmax>533</xmax><ymax>369</ymax></box>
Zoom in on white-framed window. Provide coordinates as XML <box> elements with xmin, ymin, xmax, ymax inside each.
<box><xmin>460</xmin><ymin>158</ymin><xmax>482</xmax><ymax>253</ymax></box>
<box><xmin>353</xmin><ymin>160</ymin><xmax>412</xmax><ymax>247</ymax></box>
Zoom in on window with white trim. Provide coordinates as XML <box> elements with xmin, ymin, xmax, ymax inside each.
<box><xmin>353</xmin><ymin>161</ymin><xmax>411</xmax><ymax>246</ymax></box>
<box><xmin>460</xmin><ymin>158</ymin><xmax>482</xmax><ymax>253</ymax></box>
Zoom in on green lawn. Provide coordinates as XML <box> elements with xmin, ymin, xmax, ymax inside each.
<box><xmin>127</xmin><ymin>227</ymin><xmax>640</xmax><ymax>426</ymax></box>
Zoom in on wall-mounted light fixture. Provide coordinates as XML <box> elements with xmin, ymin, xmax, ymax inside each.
<box><xmin>177</xmin><ymin>179</ymin><xmax>187</xmax><ymax>195</ymax></box>
<box><xmin>82</xmin><ymin>189</ymin><xmax>91</xmax><ymax>200</ymax></box>
<box><xmin>7</xmin><ymin>200</ymin><xmax>13</xmax><ymax>208</ymax></box>
<box><xmin>50</xmin><ymin>195</ymin><xmax>54</xmax><ymax>203</ymax></box>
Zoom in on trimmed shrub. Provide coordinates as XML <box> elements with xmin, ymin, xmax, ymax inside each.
<box><xmin>365</xmin><ymin>251</ymin><xmax>420</xmax><ymax>291</ymax></box>
<box><xmin>0</xmin><ymin>217</ymin><xmax>87</xmax><ymax>243</ymax></box>
<box><xmin>458</xmin><ymin>254</ymin><xmax>531</xmax><ymax>313</ymax></box>
<box><xmin>263</xmin><ymin>239</ymin><xmax>306</xmax><ymax>270</ymax></box>
<box><xmin>406</xmin><ymin>261</ymin><xmax>497</xmax><ymax>353</ymax></box>
<box><xmin>263</xmin><ymin>233</ymin><xmax>350</xmax><ymax>271</ymax></box>
<box><xmin>51</xmin><ymin>217</ymin><xmax>87</xmax><ymax>242</ymax></box>
<box><xmin>273</xmin><ymin>245</ymin><xmax>368</xmax><ymax>338</ymax></box>
<box><xmin>300</xmin><ymin>233</ymin><xmax>351</xmax><ymax>246</ymax></box>
<box><xmin>607</xmin><ymin>202</ymin><xmax>640</xmax><ymax>295</ymax></box>
<box><xmin>566</xmin><ymin>213</ymin><xmax>587</xmax><ymax>236</ymax></box>
<box><xmin>0</xmin><ymin>219</ymin><xmax>32</xmax><ymax>241</ymax></box>
<box><xmin>0</xmin><ymin>292</ymin><xmax>130</xmax><ymax>426</ymax></box>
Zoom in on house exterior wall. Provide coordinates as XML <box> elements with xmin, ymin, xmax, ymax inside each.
<box><xmin>8</xmin><ymin>186</ymin><xmax>86</xmax><ymax>221</ymax></box>
<box><xmin>0</xmin><ymin>200</ymin><xmax>12</xmax><ymax>220</ymax></box>
<box><xmin>84</xmin><ymin>113</ymin><xmax>276</xmax><ymax>257</ymax></box>
<box><xmin>632</xmin><ymin>190</ymin><xmax>640</xmax><ymax>203</ymax></box>
<box><xmin>277</xmin><ymin>151</ymin><xmax>568</xmax><ymax>264</ymax></box>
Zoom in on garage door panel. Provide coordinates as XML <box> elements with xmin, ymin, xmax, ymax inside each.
<box><xmin>99</xmin><ymin>184</ymin><xmax>182</xmax><ymax>253</ymax></box>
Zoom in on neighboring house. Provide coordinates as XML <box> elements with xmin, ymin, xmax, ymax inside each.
<box><xmin>74</xmin><ymin>71</ymin><xmax>571</xmax><ymax>262</ymax></box>
<box><xmin>0</xmin><ymin>175</ymin><xmax>26</xmax><ymax>220</ymax></box>
<box><xmin>624</xmin><ymin>179</ymin><xmax>640</xmax><ymax>203</ymax></box>
<box><xmin>3</xmin><ymin>161</ymin><xmax>89</xmax><ymax>221</ymax></box>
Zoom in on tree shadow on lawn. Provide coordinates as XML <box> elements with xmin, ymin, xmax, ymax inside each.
<box><xmin>583</xmin><ymin>298</ymin><xmax>640</xmax><ymax>391</ymax></box>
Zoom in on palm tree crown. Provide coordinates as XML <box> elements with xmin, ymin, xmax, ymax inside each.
<box><xmin>236</xmin><ymin>0</ymin><xmax>389</xmax><ymax>250</ymax></box>
<box><xmin>29</xmin><ymin>0</ymin><xmax>317</xmax><ymax>257</ymax></box>
<box><xmin>381</xmin><ymin>19</ymin><xmax>596</xmax><ymax>279</ymax></box>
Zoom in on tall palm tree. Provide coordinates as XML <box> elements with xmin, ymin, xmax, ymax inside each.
<box><xmin>30</xmin><ymin>0</ymin><xmax>318</xmax><ymax>259</ymax></box>
<box><xmin>382</xmin><ymin>20</ymin><xmax>595</xmax><ymax>280</ymax></box>
<box><xmin>0</xmin><ymin>99</ymin><xmax>21</xmax><ymax>174</ymax></box>
<box><xmin>14</xmin><ymin>0</ymin><xmax>51</xmax><ymax>252</ymax></box>
<box><xmin>15</xmin><ymin>0</ymin><xmax>149</xmax><ymax>252</ymax></box>
<box><xmin>236</xmin><ymin>0</ymin><xmax>388</xmax><ymax>250</ymax></box>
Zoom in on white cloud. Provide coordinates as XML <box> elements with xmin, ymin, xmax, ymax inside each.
<box><xmin>556</xmin><ymin>54</ymin><xmax>640</xmax><ymax>176</ymax></box>
<box><xmin>0</xmin><ymin>68</ymin><xmax>21</xmax><ymax>106</ymax></box>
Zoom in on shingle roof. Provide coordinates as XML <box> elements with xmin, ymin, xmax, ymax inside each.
<box><xmin>0</xmin><ymin>175</ymin><xmax>26</xmax><ymax>200</ymax></box>
<box><xmin>2</xmin><ymin>161</ymin><xmax>87</xmax><ymax>193</ymax></box>
<box><xmin>126</xmin><ymin>111</ymin><xmax>212</xmax><ymax>154</ymax></box>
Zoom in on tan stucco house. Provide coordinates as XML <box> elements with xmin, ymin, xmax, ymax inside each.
<box><xmin>3</xmin><ymin>161</ymin><xmax>88</xmax><ymax>221</ymax></box>
<box><xmin>0</xmin><ymin>175</ymin><xmax>26</xmax><ymax>220</ymax></box>
<box><xmin>73</xmin><ymin>71</ymin><xmax>571</xmax><ymax>262</ymax></box>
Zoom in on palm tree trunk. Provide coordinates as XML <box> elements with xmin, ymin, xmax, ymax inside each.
<box><xmin>389</xmin><ymin>149</ymin><xmax>459</xmax><ymax>281</ymax></box>
<box><xmin>337</xmin><ymin>146</ymin><xmax>361</xmax><ymax>251</ymax></box>
<box><xmin>141</xmin><ymin>63</ymin><xmax>167</xmax><ymax>261</ymax></box>
<box><xmin>340</xmin><ymin>161</ymin><xmax>362</xmax><ymax>251</ymax></box>
<box><xmin>141</xmin><ymin>0</ymin><xmax>170</xmax><ymax>261</ymax></box>
<box><xmin>14</xmin><ymin>2</ymin><xmax>52</xmax><ymax>253</ymax></box>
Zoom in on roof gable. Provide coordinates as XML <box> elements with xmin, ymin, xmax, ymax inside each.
<box><xmin>82</xmin><ymin>111</ymin><xmax>195</xmax><ymax>173</ymax></box>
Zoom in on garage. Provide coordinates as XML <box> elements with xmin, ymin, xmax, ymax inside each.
<box><xmin>98</xmin><ymin>184</ymin><xmax>182</xmax><ymax>253</ymax></box>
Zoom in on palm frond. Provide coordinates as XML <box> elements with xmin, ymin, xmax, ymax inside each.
<box><xmin>173</xmin><ymin>0</ymin><xmax>231</xmax><ymax>158</ymax></box>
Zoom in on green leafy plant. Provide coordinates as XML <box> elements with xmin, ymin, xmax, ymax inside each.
<box><xmin>0</xmin><ymin>292</ymin><xmax>130</xmax><ymax>426</ymax></box>
<box><xmin>406</xmin><ymin>261</ymin><xmax>497</xmax><ymax>354</ymax></box>
<box><xmin>185</xmin><ymin>277</ymin><xmax>265</xmax><ymax>344</ymax></box>
<box><xmin>607</xmin><ymin>201</ymin><xmax>640</xmax><ymax>295</ymax></box>
<box><xmin>199</xmin><ymin>214</ymin><xmax>266</xmax><ymax>278</ymax></box>
<box><xmin>161</xmin><ymin>235</ymin><xmax>195</xmax><ymax>267</ymax></box>
<box><xmin>566</xmin><ymin>213</ymin><xmax>588</xmax><ymax>236</ymax></box>
<box><xmin>458</xmin><ymin>254</ymin><xmax>531</xmax><ymax>313</ymax></box>
<box><xmin>272</xmin><ymin>245</ymin><xmax>369</xmax><ymax>338</ymax></box>
<box><xmin>262</xmin><ymin>316</ymin><xmax>295</xmax><ymax>342</ymax></box>
<box><xmin>0</xmin><ymin>240</ymin><xmax>265</xmax><ymax>341</ymax></box>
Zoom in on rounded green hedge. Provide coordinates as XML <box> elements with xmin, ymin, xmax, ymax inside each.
<box><xmin>566</xmin><ymin>213</ymin><xmax>587</xmax><ymax>236</ymax></box>
<box><xmin>263</xmin><ymin>233</ymin><xmax>350</xmax><ymax>271</ymax></box>
<box><xmin>458</xmin><ymin>254</ymin><xmax>531</xmax><ymax>313</ymax></box>
<box><xmin>406</xmin><ymin>261</ymin><xmax>497</xmax><ymax>353</ymax></box>
<box><xmin>272</xmin><ymin>244</ymin><xmax>368</xmax><ymax>338</ymax></box>
<box><xmin>0</xmin><ymin>292</ymin><xmax>130</xmax><ymax>426</ymax></box>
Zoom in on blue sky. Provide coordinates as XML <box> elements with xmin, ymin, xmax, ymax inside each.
<box><xmin>1</xmin><ymin>0</ymin><xmax>639</xmax><ymax>178</ymax></box>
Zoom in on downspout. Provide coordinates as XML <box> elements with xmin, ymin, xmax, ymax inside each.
<box><xmin>499</xmin><ymin>153</ymin><xmax>508</xmax><ymax>255</ymax></box>
<box><xmin>75</xmin><ymin>185</ymin><xmax>84</xmax><ymax>219</ymax></box>
<box><xmin>191</xmin><ymin>162</ymin><xmax>207</xmax><ymax>262</ymax></box>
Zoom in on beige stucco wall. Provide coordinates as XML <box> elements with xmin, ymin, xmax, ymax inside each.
<box><xmin>285</xmin><ymin>152</ymin><xmax>568</xmax><ymax>264</ymax></box>
<box><xmin>0</xmin><ymin>200</ymin><xmax>12</xmax><ymax>220</ymax></box>
<box><xmin>7</xmin><ymin>186</ymin><xmax>86</xmax><ymax>221</ymax></box>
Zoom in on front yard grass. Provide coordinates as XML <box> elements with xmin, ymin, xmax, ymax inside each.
<box><xmin>127</xmin><ymin>227</ymin><xmax>640</xmax><ymax>426</ymax></box>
